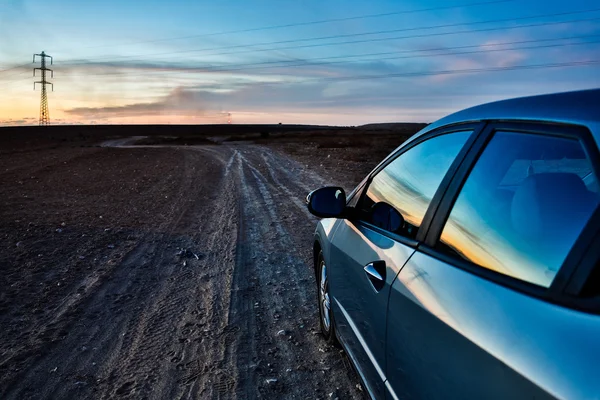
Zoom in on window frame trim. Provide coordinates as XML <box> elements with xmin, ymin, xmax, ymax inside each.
<box><xmin>347</xmin><ymin>122</ymin><xmax>487</xmax><ymax>249</ymax></box>
<box><xmin>345</xmin><ymin>174</ymin><xmax>370</xmax><ymax>205</ymax></box>
<box><xmin>563</xmin><ymin>207</ymin><xmax>600</xmax><ymax>297</ymax></box>
<box><xmin>422</xmin><ymin>120</ymin><xmax>600</xmax><ymax>312</ymax></box>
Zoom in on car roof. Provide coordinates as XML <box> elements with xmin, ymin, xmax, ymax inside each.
<box><xmin>418</xmin><ymin>88</ymin><xmax>600</xmax><ymax>139</ymax></box>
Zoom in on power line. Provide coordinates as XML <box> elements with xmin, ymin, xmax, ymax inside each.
<box><xmin>61</xmin><ymin>9</ymin><xmax>600</xmax><ymax>65</ymax></box>
<box><xmin>237</xmin><ymin>38</ymin><xmax>600</xmax><ymax>73</ymax></box>
<box><xmin>312</xmin><ymin>60</ymin><xmax>600</xmax><ymax>83</ymax></box>
<box><xmin>177</xmin><ymin>34</ymin><xmax>600</xmax><ymax>71</ymax></box>
<box><xmin>59</xmin><ymin>60</ymin><xmax>600</xmax><ymax>97</ymax></box>
<box><xmin>59</xmin><ymin>34</ymin><xmax>600</xmax><ymax>80</ymax></box>
<box><xmin>172</xmin><ymin>15</ymin><xmax>600</xmax><ymax>59</ymax></box>
<box><xmin>159</xmin><ymin>8</ymin><xmax>600</xmax><ymax>54</ymax></box>
<box><xmin>0</xmin><ymin>75</ymin><xmax>32</xmax><ymax>90</ymax></box>
<box><xmin>162</xmin><ymin>37</ymin><xmax>600</xmax><ymax>75</ymax></box>
<box><xmin>72</xmin><ymin>0</ymin><xmax>514</xmax><ymax>50</ymax></box>
<box><xmin>0</xmin><ymin>63</ymin><xmax>32</xmax><ymax>74</ymax></box>
<box><xmin>61</xmin><ymin>55</ymin><xmax>600</xmax><ymax>86</ymax></box>
<box><xmin>1</xmin><ymin>14</ymin><xmax>596</xmax><ymax>98</ymax></box>
<box><xmin>0</xmin><ymin>69</ymin><xmax>32</xmax><ymax>81</ymax></box>
<box><xmin>172</xmin><ymin>59</ymin><xmax>600</xmax><ymax>86</ymax></box>
<box><xmin>5</xmin><ymin>62</ymin><xmax>596</xmax><ymax>113</ymax></box>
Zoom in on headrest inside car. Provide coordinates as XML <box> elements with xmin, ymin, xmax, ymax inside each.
<box><xmin>511</xmin><ymin>172</ymin><xmax>596</xmax><ymax>238</ymax></box>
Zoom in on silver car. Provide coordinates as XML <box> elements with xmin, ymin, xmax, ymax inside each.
<box><xmin>307</xmin><ymin>89</ymin><xmax>600</xmax><ymax>400</ymax></box>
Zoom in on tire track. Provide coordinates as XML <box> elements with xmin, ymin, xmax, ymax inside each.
<box><xmin>2</xmin><ymin>147</ymin><xmax>239</xmax><ymax>400</ymax></box>
<box><xmin>1</xmin><ymin>143</ymin><xmax>363</xmax><ymax>400</ymax></box>
<box><xmin>222</xmin><ymin>145</ymin><xmax>363</xmax><ymax>400</ymax></box>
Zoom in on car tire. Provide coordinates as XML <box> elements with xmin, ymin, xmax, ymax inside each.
<box><xmin>317</xmin><ymin>250</ymin><xmax>338</xmax><ymax>345</ymax></box>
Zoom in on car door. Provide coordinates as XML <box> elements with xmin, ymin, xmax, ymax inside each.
<box><xmin>386</xmin><ymin>122</ymin><xmax>600</xmax><ymax>400</ymax></box>
<box><xmin>328</xmin><ymin>128</ymin><xmax>476</xmax><ymax>399</ymax></box>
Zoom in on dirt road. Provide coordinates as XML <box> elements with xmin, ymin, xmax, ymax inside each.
<box><xmin>0</xmin><ymin>144</ymin><xmax>364</xmax><ymax>399</ymax></box>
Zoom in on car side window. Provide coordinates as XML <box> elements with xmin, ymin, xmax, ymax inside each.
<box><xmin>358</xmin><ymin>131</ymin><xmax>471</xmax><ymax>239</ymax></box>
<box><xmin>438</xmin><ymin>130</ymin><xmax>600</xmax><ymax>288</ymax></box>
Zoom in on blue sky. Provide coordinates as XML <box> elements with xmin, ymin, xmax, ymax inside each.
<box><xmin>0</xmin><ymin>0</ymin><xmax>599</xmax><ymax>125</ymax></box>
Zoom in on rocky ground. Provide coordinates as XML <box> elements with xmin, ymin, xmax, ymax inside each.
<box><xmin>0</xmin><ymin>128</ymin><xmax>418</xmax><ymax>399</ymax></box>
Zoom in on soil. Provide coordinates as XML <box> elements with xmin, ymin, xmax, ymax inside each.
<box><xmin>0</xmin><ymin>127</ymin><xmax>420</xmax><ymax>399</ymax></box>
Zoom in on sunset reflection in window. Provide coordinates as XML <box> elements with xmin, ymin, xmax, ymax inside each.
<box><xmin>363</xmin><ymin>131</ymin><xmax>471</xmax><ymax>238</ymax></box>
<box><xmin>439</xmin><ymin>131</ymin><xmax>600</xmax><ymax>287</ymax></box>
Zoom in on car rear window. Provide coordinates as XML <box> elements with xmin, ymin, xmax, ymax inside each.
<box><xmin>437</xmin><ymin>131</ymin><xmax>600</xmax><ymax>288</ymax></box>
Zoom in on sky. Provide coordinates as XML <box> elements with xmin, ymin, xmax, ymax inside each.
<box><xmin>0</xmin><ymin>0</ymin><xmax>599</xmax><ymax>126</ymax></box>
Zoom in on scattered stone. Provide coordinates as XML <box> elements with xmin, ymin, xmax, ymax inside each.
<box><xmin>176</xmin><ymin>248</ymin><xmax>199</xmax><ymax>259</ymax></box>
<box><xmin>56</xmin><ymin>228</ymin><xmax>63</xmax><ymax>233</ymax></box>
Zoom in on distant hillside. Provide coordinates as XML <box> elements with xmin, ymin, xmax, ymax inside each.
<box><xmin>359</xmin><ymin>122</ymin><xmax>428</xmax><ymax>131</ymax></box>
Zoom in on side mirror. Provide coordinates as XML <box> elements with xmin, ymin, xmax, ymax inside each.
<box><xmin>306</xmin><ymin>187</ymin><xmax>346</xmax><ymax>218</ymax></box>
<box><xmin>370</xmin><ymin>202</ymin><xmax>404</xmax><ymax>233</ymax></box>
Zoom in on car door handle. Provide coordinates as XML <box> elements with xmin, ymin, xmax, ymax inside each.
<box><xmin>364</xmin><ymin>261</ymin><xmax>386</xmax><ymax>291</ymax></box>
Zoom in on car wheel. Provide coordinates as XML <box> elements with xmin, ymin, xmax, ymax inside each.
<box><xmin>317</xmin><ymin>251</ymin><xmax>338</xmax><ymax>344</ymax></box>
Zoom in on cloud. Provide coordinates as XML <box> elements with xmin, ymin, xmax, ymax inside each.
<box><xmin>0</xmin><ymin>119</ymin><xmax>27</xmax><ymax>125</ymax></box>
<box><xmin>65</xmin><ymin>86</ymin><xmax>228</xmax><ymax>119</ymax></box>
<box><xmin>58</xmin><ymin>55</ymin><xmax>424</xmax><ymax>88</ymax></box>
<box><xmin>424</xmin><ymin>40</ymin><xmax>528</xmax><ymax>84</ymax></box>
<box><xmin>52</xmin><ymin>27</ymin><xmax>600</xmax><ymax>126</ymax></box>
<box><xmin>60</xmin><ymin>59</ymin><xmax>345</xmax><ymax>79</ymax></box>
<box><xmin>0</xmin><ymin>117</ymin><xmax>72</xmax><ymax>126</ymax></box>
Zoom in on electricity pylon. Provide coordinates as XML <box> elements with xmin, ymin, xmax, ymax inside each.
<box><xmin>33</xmin><ymin>51</ymin><xmax>54</xmax><ymax>126</ymax></box>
